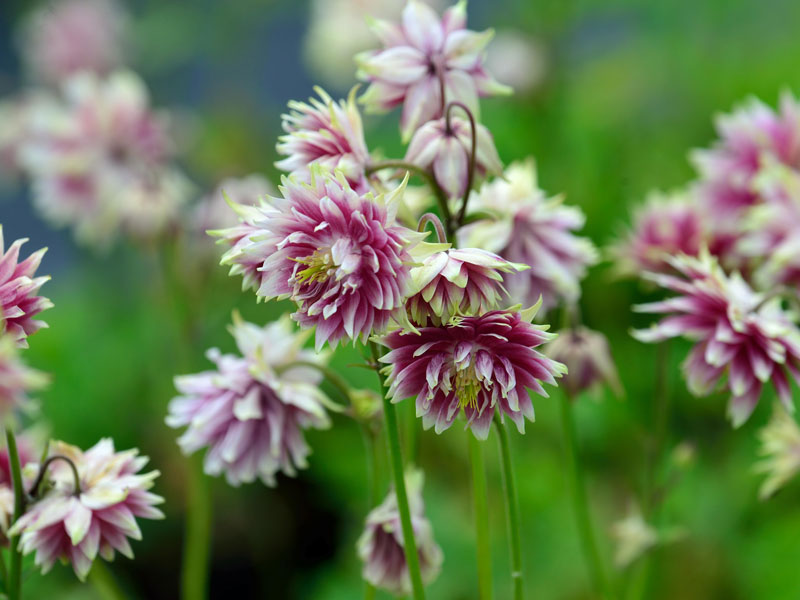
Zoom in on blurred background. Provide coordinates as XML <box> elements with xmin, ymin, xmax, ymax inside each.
<box><xmin>2</xmin><ymin>0</ymin><xmax>800</xmax><ymax>598</ymax></box>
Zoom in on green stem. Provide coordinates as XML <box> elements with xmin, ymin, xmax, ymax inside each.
<box><xmin>182</xmin><ymin>455</ymin><xmax>212</xmax><ymax>600</ymax></box>
<box><xmin>493</xmin><ymin>416</ymin><xmax>523</xmax><ymax>600</ymax></box>
<box><xmin>560</xmin><ymin>396</ymin><xmax>613</xmax><ymax>599</ymax></box>
<box><xmin>5</xmin><ymin>428</ymin><xmax>25</xmax><ymax>600</ymax></box>
<box><xmin>369</xmin><ymin>342</ymin><xmax>426</xmax><ymax>600</ymax></box>
<box><xmin>361</xmin><ymin>428</ymin><xmax>379</xmax><ymax>600</ymax></box>
<box><xmin>468</xmin><ymin>434</ymin><xmax>493</xmax><ymax>600</ymax></box>
<box><xmin>0</xmin><ymin>548</ymin><xmax>8</xmax><ymax>593</ymax></box>
<box><xmin>89</xmin><ymin>561</ymin><xmax>128</xmax><ymax>600</ymax></box>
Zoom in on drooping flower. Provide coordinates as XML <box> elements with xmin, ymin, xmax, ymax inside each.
<box><xmin>611</xmin><ymin>190</ymin><xmax>707</xmax><ymax>277</ymax></box>
<box><xmin>357</xmin><ymin>0</ymin><xmax>511</xmax><ymax>141</ymax></box>
<box><xmin>216</xmin><ymin>170</ymin><xmax>424</xmax><ymax>350</ymax></box>
<box><xmin>380</xmin><ymin>305</ymin><xmax>566</xmax><ymax>439</ymax></box>
<box><xmin>192</xmin><ymin>174</ymin><xmax>275</xmax><ymax>236</ymax></box>
<box><xmin>406</xmin><ymin>248</ymin><xmax>526</xmax><ymax>326</ymax></box>
<box><xmin>546</xmin><ymin>326</ymin><xmax>622</xmax><ymax>399</ymax></box>
<box><xmin>9</xmin><ymin>439</ymin><xmax>164</xmax><ymax>580</ymax></box>
<box><xmin>755</xmin><ymin>404</ymin><xmax>800</xmax><ymax>499</ymax></box>
<box><xmin>0</xmin><ymin>226</ymin><xmax>53</xmax><ymax>347</ymax></box>
<box><xmin>276</xmin><ymin>88</ymin><xmax>370</xmax><ymax>190</ymax></box>
<box><xmin>167</xmin><ymin>314</ymin><xmax>331</xmax><ymax>486</ymax></box>
<box><xmin>20</xmin><ymin>71</ymin><xmax>188</xmax><ymax>248</ymax></box>
<box><xmin>0</xmin><ymin>334</ymin><xmax>49</xmax><ymax>418</ymax></box>
<box><xmin>457</xmin><ymin>160</ymin><xmax>598</xmax><ymax>311</ymax></box>
<box><xmin>18</xmin><ymin>0</ymin><xmax>129</xmax><ymax>86</ymax></box>
<box><xmin>404</xmin><ymin>115</ymin><xmax>502</xmax><ymax>198</ymax></box>
<box><xmin>357</xmin><ymin>469</ymin><xmax>443</xmax><ymax>595</ymax></box>
<box><xmin>633</xmin><ymin>251</ymin><xmax>800</xmax><ymax>427</ymax></box>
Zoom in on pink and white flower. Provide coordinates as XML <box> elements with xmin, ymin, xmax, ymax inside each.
<box><xmin>357</xmin><ymin>469</ymin><xmax>442</xmax><ymax>594</ymax></box>
<box><xmin>380</xmin><ymin>306</ymin><xmax>566</xmax><ymax>439</ymax></box>
<box><xmin>167</xmin><ymin>314</ymin><xmax>331</xmax><ymax>486</ymax></box>
<box><xmin>404</xmin><ymin>115</ymin><xmax>502</xmax><ymax>199</ymax></box>
<box><xmin>0</xmin><ymin>226</ymin><xmax>52</xmax><ymax>347</ymax></box>
<box><xmin>9</xmin><ymin>439</ymin><xmax>164</xmax><ymax>580</ymax></box>
<box><xmin>457</xmin><ymin>160</ymin><xmax>597</xmax><ymax>312</ymax></box>
<box><xmin>217</xmin><ymin>170</ymin><xmax>424</xmax><ymax>350</ymax></box>
<box><xmin>356</xmin><ymin>0</ymin><xmax>511</xmax><ymax>141</ymax></box>
<box><xmin>633</xmin><ymin>251</ymin><xmax>800</xmax><ymax>427</ymax></box>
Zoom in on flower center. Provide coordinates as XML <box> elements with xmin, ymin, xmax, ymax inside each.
<box><xmin>454</xmin><ymin>362</ymin><xmax>481</xmax><ymax>410</ymax></box>
<box><xmin>293</xmin><ymin>250</ymin><xmax>335</xmax><ymax>284</ymax></box>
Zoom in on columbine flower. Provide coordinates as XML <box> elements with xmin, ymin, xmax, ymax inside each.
<box><xmin>276</xmin><ymin>88</ymin><xmax>370</xmax><ymax>190</ymax></box>
<box><xmin>217</xmin><ymin>170</ymin><xmax>424</xmax><ymax>350</ymax></box>
<box><xmin>755</xmin><ymin>405</ymin><xmax>800</xmax><ymax>499</ymax></box>
<box><xmin>457</xmin><ymin>160</ymin><xmax>597</xmax><ymax>312</ymax></box>
<box><xmin>0</xmin><ymin>335</ymin><xmax>49</xmax><ymax>417</ymax></box>
<box><xmin>357</xmin><ymin>0</ymin><xmax>511</xmax><ymax>141</ymax></box>
<box><xmin>546</xmin><ymin>326</ymin><xmax>622</xmax><ymax>399</ymax></box>
<box><xmin>20</xmin><ymin>71</ymin><xmax>187</xmax><ymax>248</ymax></box>
<box><xmin>380</xmin><ymin>305</ymin><xmax>566</xmax><ymax>439</ymax></box>
<box><xmin>406</xmin><ymin>248</ymin><xmax>526</xmax><ymax>326</ymax></box>
<box><xmin>18</xmin><ymin>0</ymin><xmax>129</xmax><ymax>85</ymax></box>
<box><xmin>357</xmin><ymin>469</ymin><xmax>442</xmax><ymax>594</ymax></box>
<box><xmin>0</xmin><ymin>226</ymin><xmax>53</xmax><ymax>347</ymax></box>
<box><xmin>404</xmin><ymin>115</ymin><xmax>503</xmax><ymax>198</ymax></box>
<box><xmin>167</xmin><ymin>314</ymin><xmax>331</xmax><ymax>486</ymax></box>
<box><xmin>9</xmin><ymin>439</ymin><xmax>164</xmax><ymax>580</ymax></box>
<box><xmin>611</xmin><ymin>190</ymin><xmax>707</xmax><ymax>277</ymax></box>
<box><xmin>633</xmin><ymin>251</ymin><xmax>800</xmax><ymax>427</ymax></box>
<box><xmin>192</xmin><ymin>174</ymin><xmax>275</xmax><ymax>236</ymax></box>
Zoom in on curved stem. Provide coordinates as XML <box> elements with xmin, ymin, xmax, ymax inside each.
<box><xmin>5</xmin><ymin>428</ymin><xmax>25</xmax><ymax>600</ymax></box>
<box><xmin>446</xmin><ymin>101</ymin><xmax>478</xmax><ymax>228</ymax></box>
<box><xmin>560</xmin><ymin>395</ymin><xmax>613</xmax><ymax>599</ymax></box>
<box><xmin>493</xmin><ymin>416</ymin><xmax>523</xmax><ymax>600</ymax></box>
<box><xmin>417</xmin><ymin>213</ymin><xmax>448</xmax><ymax>244</ymax></box>
<box><xmin>29</xmin><ymin>455</ymin><xmax>82</xmax><ymax>498</ymax></box>
<box><xmin>182</xmin><ymin>455</ymin><xmax>212</xmax><ymax>600</ymax></box>
<box><xmin>468</xmin><ymin>434</ymin><xmax>494</xmax><ymax>600</ymax></box>
<box><xmin>368</xmin><ymin>342</ymin><xmax>426</xmax><ymax>600</ymax></box>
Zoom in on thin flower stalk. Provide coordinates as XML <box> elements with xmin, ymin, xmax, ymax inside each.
<box><xmin>494</xmin><ymin>415</ymin><xmax>523</xmax><ymax>600</ymax></box>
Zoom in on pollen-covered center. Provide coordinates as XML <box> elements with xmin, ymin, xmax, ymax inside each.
<box><xmin>293</xmin><ymin>249</ymin><xmax>336</xmax><ymax>284</ymax></box>
<box><xmin>454</xmin><ymin>361</ymin><xmax>482</xmax><ymax>409</ymax></box>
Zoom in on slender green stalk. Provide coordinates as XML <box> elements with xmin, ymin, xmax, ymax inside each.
<box><xmin>369</xmin><ymin>342</ymin><xmax>426</xmax><ymax>600</ymax></box>
<box><xmin>493</xmin><ymin>417</ymin><xmax>523</xmax><ymax>600</ymax></box>
<box><xmin>182</xmin><ymin>455</ymin><xmax>212</xmax><ymax>600</ymax></box>
<box><xmin>361</xmin><ymin>427</ymin><xmax>379</xmax><ymax>600</ymax></box>
<box><xmin>468</xmin><ymin>434</ymin><xmax>493</xmax><ymax>600</ymax></box>
<box><xmin>0</xmin><ymin>548</ymin><xmax>8</xmax><ymax>593</ymax></box>
<box><xmin>5</xmin><ymin>428</ymin><xmax>25</xmax><ymax>600</ymax></box>
<box><xmin>560</xmin><ymin>396</ymin><xmax>613</xmax><ymax>599</ymax></box>
<box><xmin>89</xmin><ymin>561</ymin><xmax>128</xmax><ymax>600</ymax></box>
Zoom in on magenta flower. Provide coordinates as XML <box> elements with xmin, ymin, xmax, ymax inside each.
<box><xmin>404</xmin><ymin>115</ymin><xmax>503</xmax><ymax>198</ymax></box>
<box><xmin>18</xmin><ymin>0</ymin><xmax>128</xmax><ymax>85</ymax></box>
<box><xmin>217</xmin><ymin>171</ymin><xmax>424</xmax><ymax>350</ymax></box>
<box><xmin>633</xmin><ymin>251</ymin><xmax>800</xmax><ymax>426</ymax></box>
<box><xmin>457</xmin><ymin>160</ymin><xmax>597</xmax><ymax>311</ymax></box>
<box><xmin>357</xmin><ymin>469</ymin><xmax>442</xmax><ymax>594</ymax></box>
<box><xmin>611</xmin><ymin>190</ymin><xmax>707</xmax><ymax>277</ymax></box>
<box><xmin>0</xmin><ymin>226</ymin><xmax>52</xmax><ymax>347</ymax></box>
<box><xmin>406</xmin><ymin>248</ymin><xmax>527</xmax><ymax>326</ymax></box>
<box><xmin>9</xmin><ymin>439</ymin><xmax>164</xmax><ymax>580</ymax></box>
<box><xmin>357</xmin><ymin>0</ymin><xmax>511</xmax><ymax>141</ymax></box>
<box><xmin>546</xmin><ymin>326</ymin><xmax>622</xmax><ymax>399</ymax></box>
<box><xmin>167</xmin><ymin>314</ymin><xmax>331</xmax><ymax>486</ymax></box>
<box><xmin>0</xmin><ymin>335</ymin><xmax>49</xmax><ymax>417</ymax></box>
<box><xmin>380</xmin><ymin>306</ymin><xmax>566</xmax><ymax>439</ymax></box>
<box><xmin>276</xmin><ymin>88</ymin><xmax>370</xmax><ymax>190</ymax></box>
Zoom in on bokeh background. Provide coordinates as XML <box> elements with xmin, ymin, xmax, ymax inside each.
<box><xmin>3</xmin><ymin>0</ymin><xmax>800</xmax><ymax>598</ymax></box>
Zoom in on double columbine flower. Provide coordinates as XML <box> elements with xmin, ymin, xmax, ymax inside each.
<box><xmin>356</xmin><ymin>0</ymin><xmax>510</xmax><ymax>141</ymax></box>
<box><xmin>0</xmin><ymin>226</ymin><xmax>52</xmax><ymax>346</ymax></box>
<box><xmin>9</xmin><ymin>439</ymin><xmax>163</xmax><ymax>580</ymax></box>
<box><xmin>167</xmin><ymin>314</ymin><xmax>331</xmax><ymax>486</ymax></box>
<box><xmin>380</xmin><ymin>305</ymin><xmax>566</xmax><ymax>439</ymax></box>
<box><xmin>633</xmin><ymin>251</ymin><xmax>800</xmax><ymax>426</ymax></box>
<box><xmin>217</xmin><ymin>170</ymin><xmax>424</xmax><ymax>350</ymax></box>
<box><xmin>357</xmin><ymin>469</ymin><xmax>442</xmax><ymax>594</ymax></box>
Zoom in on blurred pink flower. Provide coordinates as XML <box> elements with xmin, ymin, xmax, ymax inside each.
<box><xmin>0</xmin><ymin>335</ymin><xmax>49</xmax><ymax>418</ymax></box>
<box><xmin>546</xmin><ymin>326</ymin><xmax>622</xmax><ymax>399</ymax></box>
<box><xmin>380</xmin><ymin>306</ymin><xmax>566</xmax><ymax>439</ymax></box>
<box><xmin>357</xmin><ymin>469</ymin><xmax>442</xmax><ymax>594</ymax></box>
<box><xmin>217</xmin><ymin>171</ymin><xmax>424</xmax><ymax>350</ymax></box>
<box><xmin>404</xmin><ymin>115</ymin><xmax>502</xmax><ymax>198</ymax></box>
<box><xmin>633</xmin><ymin>251</ymin><xmax>800</xmax><ymax>427</ymax></box>
<box><xmin>611</xmin><ymin>190</ymin><xmax>707</xmax><ymax>277</ymax></box>
<box><xmin>276</xmin><ymin>88</ymin><xmax>370</xmax><ymax>191</ymax></box>
<box><xmin>19</xmin><ymin>0</ymin><xmax>128</xmax><ymax>85</ymax></box>
<box><xmin>191</xmin><ymin>174</ymin><xmax>275</xmax><ymax>236</ymax></box>
<box><xmin>9</xmin><ymin>439</ymin><xmax>164</xmax><ymax>581</ymax></box>
<box><xmin>406</xmin><ymin>247</ymin><xmax>526</xmax><ymax>326</ymax></box>
<box><xmin>457</xmin><ymin>160</ymin><xmax>597</xmax><ymax>312</ymax></box>
<box><xmin>356</xmin><ymin>0</ymin><xmax>510</xmax><ymax>141</ymax></box>
<box><xmin>0</xmin><ymin>226</ymin><xmax>52</xmax><ymax>347</ymax></box>
<box><xmin>167</xmin><ymin>315</ymin><xmax>331</xmax><ymax>486</ymax></box>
